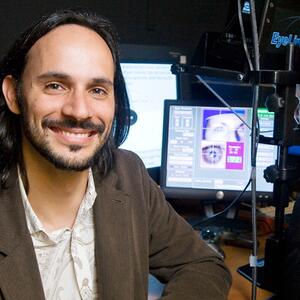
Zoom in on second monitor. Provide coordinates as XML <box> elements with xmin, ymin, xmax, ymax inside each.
<box><xmin>120</xmin><ymin>62</ymin><xmax>177</xmax><ymax>170</ymax></box>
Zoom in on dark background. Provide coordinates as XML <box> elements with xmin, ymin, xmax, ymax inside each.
<box><xmin>0</xmin><ymin>0</ymin><xmax>230</xmax><ymax>61</ymax></box>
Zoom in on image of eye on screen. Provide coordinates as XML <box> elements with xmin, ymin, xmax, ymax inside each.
<box><xmin>200</xmin><ymin>109</ymin><xmax>247</xmax><ymax>170</ymax></box>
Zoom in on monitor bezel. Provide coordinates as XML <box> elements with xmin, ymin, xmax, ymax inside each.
<box><xmin>160</xmin><ymin>99</ymin><xmax>274</xmax><ymax>204</ymax></box>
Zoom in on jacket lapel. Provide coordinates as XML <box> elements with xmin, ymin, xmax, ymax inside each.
<box><xmin>0</xmin><ymin>168</ymin><xmax>133</xmax><ymax>300</ymax></box>
<box><xmin>0</xmin><ymin>169</ymin><xmax>45</xmax><ymax>300</ymax></box>
<box><xmin>93</xmin><ymin>171</ymin><xmax>133</xmax><ymax>300</ymax></box>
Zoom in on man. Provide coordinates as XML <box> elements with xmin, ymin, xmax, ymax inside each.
<box><xmin>0</xmin><ymin>9</ymin><xmax>231</xmax><ymax>300</ymax></box>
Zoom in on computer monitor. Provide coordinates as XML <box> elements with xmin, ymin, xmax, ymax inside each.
<box><xmin>160</xmin><ymin>100</ymin><xmax>277</xmax><ymax>203</ymax></box>
<box><xmin>120</xmin><ymin>63</ymin><xmax>177</xmax><ymax>173</ymax></box>
<box><xmin>191</xmin><ymin>0</ymin><xmax>266</xmax><ymax>73</ymax></box>
<box><xmin>259</xmin><ymin>0</ymin><xmax>300</xmax><ymax>70</ymax></box>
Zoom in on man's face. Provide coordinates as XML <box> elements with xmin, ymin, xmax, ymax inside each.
<box><xmin>205</xmin><ymin>113</ymin><xmax>245</xmax><ymax>142</ymax></box>
<box><xmin>17</xmin><ymin>24</ymin><xmax>115</xmax><ymax>171</ymax></box>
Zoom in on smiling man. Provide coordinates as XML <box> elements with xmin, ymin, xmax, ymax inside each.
<box><xmin>0</xmin><ymin>9</ymin><xmax>231</xmax><ymax>300</ymax></box>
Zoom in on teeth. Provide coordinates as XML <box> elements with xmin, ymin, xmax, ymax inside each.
<box><xmin>60</xmin><ymin>131</ymin><xmax>90</xmax><ymax>138</ymax></box>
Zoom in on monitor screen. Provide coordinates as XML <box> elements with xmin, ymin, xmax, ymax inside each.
<box><xmin>160</xmin><ymin>100</ymin><xmax>277</xmax><ymax>203</ymax></box>
<box><xmin>120</xmin><ymin>63</ymin><xmax>177</xmax><ymax>169</ymax></box>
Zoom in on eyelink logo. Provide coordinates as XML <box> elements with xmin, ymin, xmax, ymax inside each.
<box><xmin>270</xmin><ymin>16</ymin><xmax>300</xmax><ymax>49</ymax></box>
<box><xmin>271</xmin><ymin>32</ymin><xmax>300</xmax><ymax>48</ymax></box>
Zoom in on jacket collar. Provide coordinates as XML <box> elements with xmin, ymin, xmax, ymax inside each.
<box><xmin>93</xmin><ymin>169</ymin><xmax>133</xmax><ymax>300</ymax></box>
<box><xmin>0</xmin><ymin>167</ymin><xmax>45</xmax><ymax>300</ymax></box>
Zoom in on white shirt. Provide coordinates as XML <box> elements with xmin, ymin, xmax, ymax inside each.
<box><xmin>18</xmin><ymin>169</ymin><xmax>98</xmax><ymax>300</ymax></box>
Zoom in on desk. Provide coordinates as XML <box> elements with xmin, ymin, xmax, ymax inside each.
<box><xmin>224</xmin><ymin>240</ymin><xmax>273</xmax><ymax>300</ymax></box>
<box><xmin>148</xmin><ymin>235</ymin><xmax>273</xmax><ymax>299</ymax></box>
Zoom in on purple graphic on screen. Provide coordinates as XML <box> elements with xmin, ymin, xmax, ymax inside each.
<box><xmin>202</xmin><ymin>109</ymin><xmax>221</xmax><ymax>139</ymax></box>
<box><xmin>226</xmin><ymin>142</ymin><xmax>244</xmax><ymax>170</ymax></box>
<box><xmin>202</xmin><ymin>108</ymin><xmax>246</xmax><ymax>140</ymax></box>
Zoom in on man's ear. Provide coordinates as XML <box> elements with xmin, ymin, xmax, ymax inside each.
<box><xmin>2</xmin><ymin>75</ymin><xmax>21</xmax><ymax>114</ymax></box>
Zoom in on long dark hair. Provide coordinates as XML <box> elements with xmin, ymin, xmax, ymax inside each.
<box><xmin>0</xmin><ymin>9</ymin><xmax>130</xmax><ymax>188</ymax></box>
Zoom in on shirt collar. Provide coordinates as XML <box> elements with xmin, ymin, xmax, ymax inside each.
<box><xmin>18</xmin><ymin>168</ymin><xmax>97</xmax><ymax>235</ymax></box>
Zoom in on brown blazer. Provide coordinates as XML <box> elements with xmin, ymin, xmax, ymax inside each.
<box><xmin>0</xmin><ymin>149</ymin><xmax>231</xmax><ymax>299</ymax></box>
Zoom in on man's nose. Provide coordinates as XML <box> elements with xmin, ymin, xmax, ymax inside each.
<box><xmin>61</xmin><ymin>90</ymin><xmax>92</xmax><ymax>120</ymax></box>
<box><xmin>228</xmin><ymin>130</ymin><xmax>238</xmax><ymax>142</ymax></box>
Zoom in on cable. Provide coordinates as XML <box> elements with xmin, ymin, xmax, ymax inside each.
<box><xmin>258</xmin><ymin>0</ymin><xmax>270</xmax><ymax>42</ymax></box>
<box><xmin>193</xmin><ymin>178</ymin><xmax>252</xmax><ymax>229</ymax></box>
<box><xmin>248</xmin><ymin>1</ymin><xmax>261</xmax><ymax>299</ymax></box>
<box><xmin>195</xmin><ymin>4</ymin><xmax>261</xmax><ymax>299</ymax></box>
<box><xmin>193</xmin><ymin>71</ymin><xmax>254</xmax><ymax>234</ymax></box>
<box><xmin>192</xmin><ymin>73</ymin><xmax>255</xmax><ymax>231</ymax></box>
<box><xmin>249</xmin><ymin>0</ymin><xmax>260</xmax><ymax>71</ymax></box>
<box><xmin>193</xmin><ymin>56</ymin><xmax>254</xmax><ymax>233</ymax></box>
<box><xmin>237</xmin><ymin>0</ymin><xmax>254</xmax><ymax>71</ymax></box>
<box><xmin>195</xmin><ymin>74</ymin><xmax>251</xmax><ymax>130</ymax></box>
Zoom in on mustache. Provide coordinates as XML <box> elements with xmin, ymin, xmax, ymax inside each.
<box><xmin>42</xmin><ymin>118</ymin><xmax>105</xmax><ymax>134</ymax></box>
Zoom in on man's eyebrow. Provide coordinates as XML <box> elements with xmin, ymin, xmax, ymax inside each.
<box><xmin>90</xmin><ymin>77</ymin><xmax>114</xmax><ymax>87</ymax></box>
<box><xmin>37</xmin><ymin>72</ymin><xmax>71</xmax><ymax>80</ymax></box>
<box><xmin>36</xmin><ymin>72</ymin><xmax>114</xmax><ymax>86</ymax></box>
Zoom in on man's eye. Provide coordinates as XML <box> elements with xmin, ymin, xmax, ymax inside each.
<box><xmin>213</xmin><ymin>126</ymin><xmax>226</xmax><ymax>133</ymax></box>
<box><xmin>46</xmin><ymin>83</ymin><xmax>63</xmax><ymax>90</ymax></box>
<box><xmin>91</xmin><ymin>87</ymin><xmax>107</xmax><ymax>96</ymax></box>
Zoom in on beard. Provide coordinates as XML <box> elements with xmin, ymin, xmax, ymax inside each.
<box><xmin>17</xmin><ymin>90</ymin><xmax>114</xmax><ymax>172</ymax></box>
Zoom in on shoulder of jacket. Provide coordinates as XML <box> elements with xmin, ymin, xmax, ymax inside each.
<box><xmin>114</xmin><ymin>148</ymin><xmax>144</xmax><ymax>167</ymax></box>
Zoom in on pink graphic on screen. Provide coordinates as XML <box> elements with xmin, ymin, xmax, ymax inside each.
<box><xmin>226</xmin><ymin>142</ymin><xmax>244</xmax><ymax>170</ymax></box>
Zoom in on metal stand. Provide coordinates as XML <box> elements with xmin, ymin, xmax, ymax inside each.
<box><xmin>171</xmin><ymin>49</ymin><xmax>300</xmax><ymax>293</ymax></box>
<box><xmin>238</xmin><ymin>45</ymin><xmax>300</xmax><ymax>293</ymax></box>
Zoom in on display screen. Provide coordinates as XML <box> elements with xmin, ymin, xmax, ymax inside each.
<box><xmin>120</xmin><ymin>63</ymin><xmax>177</xmax><ymax>168</ymax></box>
<box><xmin>160</xmin><ymin>101</ymin><xmax>277</xmax><ymax>202</ymax></box>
